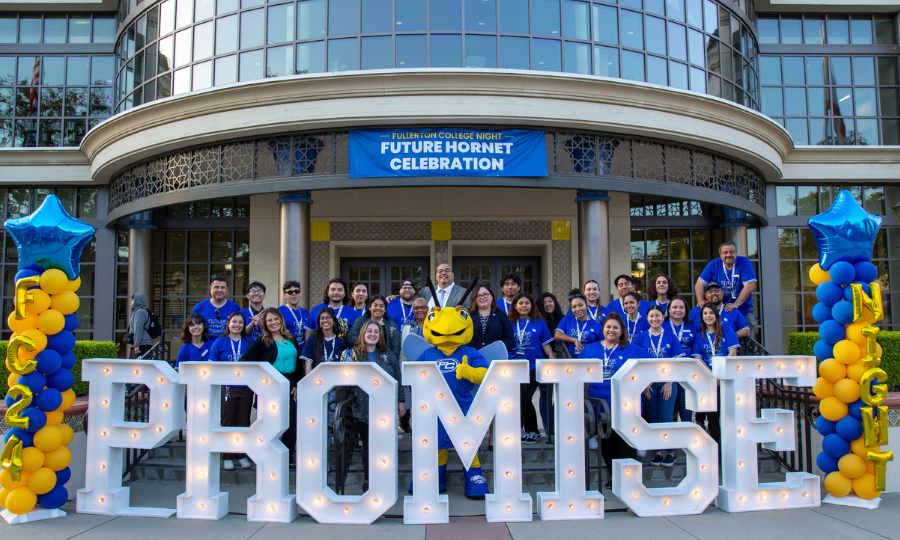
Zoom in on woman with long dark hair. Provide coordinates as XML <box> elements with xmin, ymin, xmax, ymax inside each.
<box><xmin>509</xmin><ymin>292</ymin><xmax>555</xmax><ymax>445</ymax></box>
<box><xmin>469</xmin><ymin>284</ymin><xmax>515</xmax><ymax>354</ymax></box>
<box><xmin>209</xmin><ymin>311</ymin><xmax>253</xmax><ymax>471</ymax></box>
<box><xmin>175</xmin><ymin>313</ymin><xmax>212</xmax><ymax>369</ymax></box>
<box><xmin>347</xmin><ymin>294</ymin><xmax>401</xmax><ymax>358</ymax></box>
<box><xmin>582</xmin><ymin>280</ymin><xmax>609</xmax><ymax>321</ymax></box>
<box><xmin>300</xmin><ymin>307</ymin><xmax>347</xmax><ymax>373</ymax></box>
<box><xmin>647</xmin><ymin>273</ymin><xmax>679</xmax><ymax>314</ymax></box>
<box><xmin>554</xmin><ymin>290</ymin><xmax>602</xmax><ymax>357</ymax></box>
<box><xmin>622</xmin><ymin>291</ymin><xmax>649</xmax><ymax>343</ymax></box>
<box><xmin>691</xmin><ymin>305</ymin><xmax>739</xmax><ymax>444</ymax></box>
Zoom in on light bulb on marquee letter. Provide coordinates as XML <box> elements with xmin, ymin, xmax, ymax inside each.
<box><xmin>176</xmin><ymin>362</ymin><xmax>296</xmax><ymax>523</ymax></box>
<box><xmin>535</xmin><ymin>359</ymin><xmax>604</xmax><ymax>520</ymax></box>
<box><xmin>611</xmin><ymin>358</ymin><xmax>718</xmax><ymax>517</ymax></box>
<box><xmin>402</xmin><ymin>360</ymin><xmax>531</xmax><ymax>524</ymax></box>
<box><xmin>296</xmin><ymin>362</ymin><xmax>398</xmax><ymax>524</ymax></box>
<box><xmin>77</xmin><ymin>360</ymin><xmax>184</xmax><ymax>518</ymax></box>
<box><xmin>713</xmin><ymin>355</ymin><xmax>821</xmax><ymax>512</ymax></box>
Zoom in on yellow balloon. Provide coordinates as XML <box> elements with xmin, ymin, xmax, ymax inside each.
<box><xmin>0</xmin><ymin>486</ymin><xmax>9</xmax><ymax>509</ymax></box>
<box><xmin>21</xmin><ymin>328</ymin><xmax>47</xmax><ymax>353</ymax></box>
<box><xmin>7</xmin><ymin>312</ymin><xmax>38</xmax><ymax>334</ymax></box>
<box><xmin>846</xmin><ymin>322</ymin><xmax>869</xmax><ymax>346</ymax></box>
<box><xmin>833</xmin><ymin>340</ymin><xmax>860</xmax><ymax>365</ymax></box>
<box><xmin>66</xmin><ymin>276</ymin><xmax>81</xmax><ymax>292</ymax></box>
<box><xmin>813</xmin><ymin>377</ymin><xmax>835</xmax><ymax>399</ymax></box>
<box><xmin>809</xmin><ymin>263</ymin><xmax>831</xmax><ymax>285</ymax></box>
<box><xmin>37</xmin><ymin>309</ymin><xmax>65</xmax><ymax>335</ymax></box>
<box><xmin>846</xmin><ymin>361</ymin><xmax>868</xmax><ymax>382</ymax></box>
<box><xmin>24</xmin><ymin>289</ymin><xmax>51</xmax><ymax>316</ymax></box>
<box><xmin>60</xmin><ymin>389</ymin><xmax>76</xmax><ymax>410</ymax></box>
<box><xmin>7</xmin><ymin>372</ymin><xmax>19</xmax><ymax>388</ymax></box>
<box><xmin>867</xmin><ymin>460</ymin><xmax>876</xmax><ymax>475</ymax></box>
<box><xmin>0</xmin><ymin>470</ymin><xmax>30</xmax><ymax>490</ymax></box>
<box><xmin>33</xmin><ymin>426</ymin><xmax>62</xmax><ymax>453</ymax></box>
<box><xmin>834</xmin><ymin>378</ymin><xmax>862</xmax><ymax>403</ymax></box>
<box><xmin>838</xmin><ymin>454</ymin><xmax>867</xmax><ymax>479</ymax></box>
<box><xmin>40</xmin><ymin>269</ymin><xmax>69</xmax><ymax>295</ymax></box>
<box><xmin>57</xmin><ymin>424</ymin><xmax>74</xmax><ymax>446</ymax></box>
<box><xmin>43</xmin><ymin>446</ymin><xmax>71</xmax><ymax>471</ymax></box>
<box><xmin>819</xmin><ymin>397</ymin><xmax>849</xmax><ymax>421</ymax></box>
<box><xmin>851</xmin><ymin>436</ymin><xmax>880</xmax><ymax>459</ymax></box>
<box><xmin>863</xmin><ymin>309</ymin><xmax>876</xmax><ymax>324</ymax></box>
<box><xmin>49</xmin><ymin>290</ymin><xmax>79</xmax><ymax>315</ymax></box>
<box><xmin>852</xmin><ymin>473</ymin><xmax>881</xmax><ymax>500</ymax></box>
<box><xmin>45</xmin><ymin>410</ymin><xmax>64</xmax><ymax>426</ymax></box>
<box><xmin>20</xmin><ymin>447</ymin><xmax>45</xmax><ymax>475</ymax></box>
<box><xmin>818</xmin><ymin>359</ymin><xmax>847</xmax><ymax>383</ymax></box>
<box><xmin>4</xmin><ymin>486</ymin><xmax>36</xmax><ymax>515</ymax></box>
<box><xmin>26</xmin><ymin>467</ymin><xmax>56</xmax><ymax>495</ymax></box>
<box><xmin>824</xmin><ymin>471</ymin><xmax>853</xmax><ymax>497</ymax></box>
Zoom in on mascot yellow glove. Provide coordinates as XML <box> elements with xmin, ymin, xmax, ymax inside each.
<box><xmin>455</xmin><ymin>355</ymin><xmax>487</xmax><ymax>384</ymax></box>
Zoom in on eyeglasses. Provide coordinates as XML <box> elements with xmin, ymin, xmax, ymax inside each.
<box><xmin>248</xmin><ymin>289</ymin><xmax>265</xmax><ymax>295</ymax></box>
<box><xmin>475</xmin><ymin>293</ymin><xmax>492</xmax><ymax>299</ymax></box>
<box><xmin>284</xmin><ymin>289</ymin><xmax>301</xmax><ymax>295</ymax></box>
<box><xmin>436</xmin><ymin>268</ymin><xmax>452</xmax><ymax>274</ymax></box>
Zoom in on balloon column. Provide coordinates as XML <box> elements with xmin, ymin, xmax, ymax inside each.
<box><xmin>809</xmin><ymin>190</ymin><xmax>894</xmax><ymax>501</ymax></box>
<box><xmin>0</xmin><ymin>195</ymin><xmax>95</xmax><ymax>522</ymax></box>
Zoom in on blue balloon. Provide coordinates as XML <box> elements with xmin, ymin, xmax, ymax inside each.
<box><xmin>59</xmin><ymin>351</ymin><xmax>76</xmax><ymax>370</ymax></box>
<box><xmin>814</xmin><ymin>340</ymin><xmax>834</xmax><ymax>361</ymax></box>
<box><xmin>831</xmin><ymin>301</ymin><xmax>856</xmax><ymax>325</ymax></box>
<box><xmin>816</xmin><ymin>282</ymin><xmax>844</xmax><ymax>306</ymax></box>
<box><xmin>848</xmin><ymin>399</ymin><xmax>866</xmax><ymax>421</ymax></box>
<box><xmin>817</xmin><ymin>451</ymin><xmax>840</xmax><ymax>474</ymax></box>
<box><xmin>816</xmin><ymin>415</ymin><xmax>837</xmax><ymax>436</ymax></box>
<box><xmin>813</xmin><ymin>302</ymin><xmax>834</xmax><ymax>323</ymax></box>
<box><xmin>836</xmin><ymin>416</ymin><xmax>865</xmax><ymax>441</ymax></box>
<box><xmin>808</xmin><ymin>190</ymin><xmax>883</xmax><ymax>271</ymax></box>
<box><xmin>3</xmin><ymin>195</ymin><xmax>96</xmax><ymax>280</ymax></box>
<box><xmin>35</xmin><ymin>349</ymin><xmax>62</xmax><ymax>376</ymax></box>
<box><xmin>819</xmin><ymin>320</ymin><xmax>846</xmax><ymax>344</ymax></box>
<box><xmin>55</xmin><ymin>466</ymin><xmax>71</xmax><ymax>485</ymax></box>
<box><xmin>829</xmin><ymin>261</ymin><xmax>856</xmax><ymax>285</ymax></box>
<box><xmin>14</xmin><ymin>268</ymin><xmax>41</xmax><ymax>283</ymax></box>
<box><xmin>823</xmin><ymin>433</ymin><xmax>852</xmax><ymax>459</ymax></box>
<box><xmin>20</xmin><ymin>408</ymin><xmax>47</xmax><ymax>433</ymax></box>
<box><xmin>46</xmin><ymin>368</ymin><xmax>74</xmax><ymax>392</ymax></box>
<box><xmin>854</xmin><ymin>261</ymin><xmax>878</xmax><ymax>284</ymax></box>
<box><xmin>63</xmin><ymin>313</ymin><xmax>78</xmax><ymax>332</ymax></box>
<box><xmin>5</xmin><ymin>428</ymin><xmax>34</xmax><ymax>448</ymax></box>
<box><xmin>34</xmin><ymin>388</ymin><xmax>63</xmax><ymax>412</ymax></box>
<box><xmin>17</xmin><ymin>371</ymin><xmax>47</xmax><ymax>395</ymax></box>
<box><xmin>844</xmin><ymin>282</ymin><xmax>872</xmax><ymax>302</ymax></box>
<box><xmin>46</xmin><ymin>330</ymin><xmax>76</xmax><ymax>354</ymax></box>
<box><xmin>37</xmin><ymin>484</ymin><xmax>68</xmax><ymax>510</ymax></box>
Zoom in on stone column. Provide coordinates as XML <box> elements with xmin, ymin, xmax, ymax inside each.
<box><xmin>576</xmin><ymin>191</ymin><xmax>611</xmax><ymax>302</ymax></box>
<box><xmin>278</xmin><ymin>192</ymin><xmax>312</xmax><ymax>309</ymax></box>
<box><xmin>127</xmin><ymin>211</ymin><xmax>155</xmax><ymax>317</ymax></box>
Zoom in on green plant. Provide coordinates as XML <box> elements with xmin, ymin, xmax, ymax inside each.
<box><xmin>1</xmin><ymin>340</ymin><xmax>118</xmax><ymax>398</ymax></box>
<box><xmin>787</xmin><ymin>331</ymin><xmax>900</xmax><ymax>392</ymax></box>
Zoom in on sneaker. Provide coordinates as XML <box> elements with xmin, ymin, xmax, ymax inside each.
<box><xmin>223</xmin><ymin>460</ymin><xmax>235</xmax><ymax>471</ymax></box>
<box><xmin>588</xmin><ymin>436</ymin><xmax>598</xmax><ymax>450</ymax></box>
<box><xmin>636</xmin><ymin>450</ymin><xmax>647</xmax><ymax>458</ymax></box>
<box><xmin>238</xmin><ymin>458</ymin><xmax>252</xmax><ymax>469</ymax></box>
<box><xmin>662</xmin><ymin>454</ymin><xmax>676</xmax><ymax>467</ymax></box>
<box><xmin>650</xmin><ymin>454</ymin><xmax>663</xmax><ymax>467</ymax></box>
<box><xmin>522</xmin><ymin>431</ymin><xmax>541</xmax><ymax>445</ymax></box>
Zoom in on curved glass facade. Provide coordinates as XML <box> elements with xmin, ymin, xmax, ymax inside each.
<box><xmin>114</xmin><ymin>0</ymin><xmax>758</xmax><ymax>112</ymax></box>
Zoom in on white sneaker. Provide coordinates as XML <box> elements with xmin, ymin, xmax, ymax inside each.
<box><xmin>636</xmin><ymin>450</ymin><xmax>647</xmax><ymax>458</ymax></box>
<box><xmin>588</xmin><ymin>436</ymin><xmax>598</xmax><ymax>450</ymax></box>
<box><xmin>522</xmin><ymin>431</ymin><xmax>541</xmax><ymax>445</ymax></box>
<box><xmin>223</xmin><ymin>460</ymin><xmax>235</xmax><ymax>471</ymax></box>
<box><xmin>238</xmin><ymin>458</ymin><xmax>252</xmax><ymax>469</ymax></box>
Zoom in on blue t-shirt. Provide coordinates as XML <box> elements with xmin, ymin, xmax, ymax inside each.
<box><xmin>240</xmin><ymin>306</ymin><xmax>267</xmax><ymax>342</ymax></box>
<box><xmin>691</xmin><ymin>328</ymin><xmax>740</xmax><ymax>368</ymax></box>
<box><xmin>496</xmin><ymin>297</ymin><xmax>514</xmax><ymax>315</ymax></box>
<box><xmin>191</xmin><ymin>299</ymin><xmax>242</xmax><ymax>340</ymax></box>
<box><xmin>632</xmin><ymin>329</ymin><xmax>685</xmax><ymax>359</ymax></box>
<box><xmin>580</xmin><ymin>342</ymin><xmax>650</xmax><ymax>403</ymax></box>
<box><xmin>649</xmin><ymin>300</ymin><xmax>669</xmax><ymax>314</ymax></box>
<box><xmin>555</xmin><ymin>314</ymin><xmax>602</xmax><ymax>357</ymax></box>
<box><xmin>306</xmin><ymin>303</ymin><xmax>360</xmax><ymax>340</ymax></box>
<box><xmin>688</xmin><ymin>306</ymin><xmax>748</xmax><ymax>335</ymax></box>
<box><xmin>279</xmin><ymin>305</ymin><xmax>309</xmax><ymax>343</ymax></box>
<box><xmin>300</xmin><ymin>335</ymin><xmax>347</xmax><ymax>365</ymax></box>
<box><xmin>606</xmin><ymin>298</ymin><xmax>650</xmax><ymax>318</ymax></box>
<box><xmin>209</xmin><ymin>335</ymin><xmax>251</xmax><ymax>362</ymax></box>
<box><xmin>414</xmin><ymin>345</ymin><xmax>488</xmax><ymax>411</ymax></box>
<box><xmin>175</xmin><ymin>340</ymin><xmax>213</xmax><ymax>369</ymax></box>
<box><xmin>587</xmin><ymin>304</ymin><xmax>610</xmax><ymax>322</ymax></box>
<box><xmin>511</xmin><ymin>318</ymin><xmax>554</xmax><ymax>369</ymax></box>
<box><xmin>622</xmin><ymin>314</ymin><xmax>649</xmax><ymax>343</ymax></box>
<box><xmin>698</xmin><ymin>256</ymin><xmax>757</xmax><ymax>315</ymax></box>
<box><xmin>666</xmin><ymin>320</ymin><xmax>697</xmax><ymax>354</ymax></box>
<box><xmin>385</xmin><ymin>299</ymin><xmax>416</xmax><ymax>328</ymax></box>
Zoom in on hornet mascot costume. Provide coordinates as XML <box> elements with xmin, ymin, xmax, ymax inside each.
<box><xmin>402</xmin><ymin>276</ymin><xmax>508</xmax><ymax>499</ymax></box>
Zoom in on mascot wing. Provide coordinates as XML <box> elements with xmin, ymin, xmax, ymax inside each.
<box><xmin>402</xmin><ymin>333</ymin><xmax>433</xmax><ymax>363</ymax></box>
<box><xmin>478</xmin><ymin>341</ymin><xmax>509</xmax><ymax>363</ymax></box>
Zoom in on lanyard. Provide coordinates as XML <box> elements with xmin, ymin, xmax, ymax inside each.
<box><xmin>574</xmin><ymin>318</ymin><xmax>588</xmax><ymax>341</ymax></box>
<box><xmin>626</xmin><ymin>313</ymin><xmax>640</xmax><ymax>342</ymax></box>
<box><xmin>669</xmin><ymin>321</ymin><xmax>685</xmax><ymax>344</ymax></box>
<box><xmin>602</xmin><ymin>344</ymin><xmax>616</xmax><ymax>373</ymax></box>
<box><xmin>705</xmin><ymin>331</ymin><xmax>717</xmax><ymax>357</ymax></box>
<box><xmin>400</xmin><ymin>302</ymin><xmax>411</xmax><ymax>324</ymax></box>
<box><xmin>323</xmin><ymin>338</ymin><xmax>335</xmax><ymax>362</ymax></box>
<box><xmin>723</xmin><ymin>261</ymin><xmax>737</xmax><ymax>293</ymax></box>
<box><xmin>648</xmin><ymin>331</ymin><xmax>664</xmax><ymax>358</ymax></box>
<box><xmin>229</xmin><ymin>337</ymin><xmax>244</xmax><ymax>361</ymax></box>
<box><xmin>285</xmin><ymin>306</ymin><xmax>302</xmax><ymax>331</ymax></box>
<box><xmin>588</xmin><ymin>305</ymin><xmax>599</xmax><ymax>320</ymax></box>
<box><xmin>516</xmin><ymin>319</ymin><xmax>530</xmax><ymax>346</ymax></box>
<box><xmin>334</xmin><ymin>305</ymin><xmax>344</xmax><ymax>319</ymax></box>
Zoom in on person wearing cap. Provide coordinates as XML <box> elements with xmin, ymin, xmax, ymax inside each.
<box><xmin>688</xmin><ymin>282</ymin><xmax>750</xmax><ymax>339</ymax></box>
<box><xmin>386</xmin><ymin>279</ymin><xmax>418</xmax><ymax>327</ymax></box>
<box><xmin>694</xmin><ymin>240</ymin><xmax>757</xmax><ymax>324</ymax></box>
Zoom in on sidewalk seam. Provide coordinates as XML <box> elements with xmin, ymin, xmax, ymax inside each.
<box><xmin>809</xmin><ymin>508</ymin><xmax>891</xmax><ymax>539</ymax></box>
<box><xmin>65</xmin><ymin>516</ymin><xmax>121</xmax><ymax>540</ymax></box>
<box><xmin>664</xmin><ymin>516</ymin><xmax>701</xmax><ymax>540</ymax></box>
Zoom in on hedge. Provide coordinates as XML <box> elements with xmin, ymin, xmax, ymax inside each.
<box><xmin>788</xmin><ymin>331</ymin><xmax>900</xmax><ymax>392</ymax></box>
<box><xmin>1</xmin><ymin>341</ymin><xmax>119</xmax><ymax>398</ymax></box>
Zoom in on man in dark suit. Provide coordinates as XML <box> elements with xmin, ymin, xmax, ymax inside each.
<box><xmin>419</xmin><ymin>263</ymin><xmax>470</xmax><ymax>308</ymax></box>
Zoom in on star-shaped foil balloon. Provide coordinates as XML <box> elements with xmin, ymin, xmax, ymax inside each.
<box><xmin>5</xmin><ymin>194</ymin><xmax>96</xmax><ymax>280</ymax></box>
<box><xmin>808</xmin><ymin>190</ymin><xmax>882</xmax><ymax>271</ymax></box>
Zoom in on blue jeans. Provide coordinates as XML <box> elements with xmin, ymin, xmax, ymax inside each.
<box><xmin>646</xmin><ymin>382</ymin><xmax>676</xmax><ymax>453</ymax></box>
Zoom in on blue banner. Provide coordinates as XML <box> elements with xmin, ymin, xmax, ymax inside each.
<box><xmin>349</xmin><ymin>129</ymin><xmax>548</xmax><ymax>178</ymax></box>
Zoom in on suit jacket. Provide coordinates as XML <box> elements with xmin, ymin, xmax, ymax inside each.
<box><xmin>469</xmin><ymin>308</ymin><xmax>515</xmax><ymax>355</ymax></box>
<box><xmin>419</xmin><ymin>282</ymin><xmax>469</xmax><ymax>308</ymax></box>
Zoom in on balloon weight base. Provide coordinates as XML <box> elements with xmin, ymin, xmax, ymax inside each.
<box><xmin>2</xmin><ymin>508</ymin><xmax>67</xmax><ymax>524</ymax></box>
<box><xmin>823</xmin><ymin>494</ymin><xmax>880</xmax><ymax>509</ymax></box>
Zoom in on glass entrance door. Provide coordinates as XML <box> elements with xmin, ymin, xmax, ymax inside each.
<box><xmin>341</xmin><ymin>258</ymin><xmax>429</xmax><ymax>296</ymax></box>
<box><xmin>453</xmin><ymin>258</ymin><xmax>542</xmax><ymax>299</ymax></box>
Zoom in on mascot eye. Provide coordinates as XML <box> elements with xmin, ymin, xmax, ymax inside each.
<box><xmin>459</xmin><ymin>309</ymin><xmax>469</xmax><ymax>321</ymax></box>
<box><xmin>427</xmin><ymin>312</ymin><xmax>436</xmax><ymax>323</ymax></box>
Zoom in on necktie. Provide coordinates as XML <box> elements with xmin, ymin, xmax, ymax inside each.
<box><xmin>439</xmin><ymin>289</ymin><xmax>446</xmax><ymax>307</ymax></box>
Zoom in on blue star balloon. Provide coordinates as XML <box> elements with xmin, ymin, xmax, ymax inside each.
<box><xmin>807</xmin><ymin>190</ymin><xmax>881</xmax><ymax>271</ymax></box>
<box><xmin>5</xmin><ymin>195</ymin><xmax>96</xmax><ymax>280</ymax></box>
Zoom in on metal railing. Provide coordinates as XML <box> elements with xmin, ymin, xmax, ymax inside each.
<box><xmin>123</xmin><ymin>341</ymin><xmax>171</xmax><ymax>480</ymax></box>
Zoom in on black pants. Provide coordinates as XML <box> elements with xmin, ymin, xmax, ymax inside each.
<box><xmin>128</xmin><ymin>344</ymin><xmax>153</xmax><ymax>359</ymax></box>
<box><xmin>221</xmin><ymin>386</ymin><xmax>254</xmax><ymax>460</ymax></box>
<box><xmin>345</xmin><ymin>422</ymin><xmax>370</xmax><ymax>484</ymax></box>
<box><xmin>694</xmin><ymin>388</ymin><xmax>721</xmax><ymax>444</ymax></box>
<box><xmin>601</xmin><ymin>428</ymin><xmax>637</xmax><ymax>475</ymax></box>
<box><xmin>520</xmin><ymin>368</ymin><xmax>544</xmax><ymax>433</ymax></box>
<box><xmin>282</xmin><ymin>388</ymin><xmax>298</xmax><ymax>463</ymax></box>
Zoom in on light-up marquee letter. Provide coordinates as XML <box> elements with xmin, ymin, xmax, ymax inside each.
<box><xmin>611</xmin><ymin>358</ymin><xmax>718</xmax><ymax>516</ymax></box>
<box><xmin>714</xmin><ymin>355</ymin><xmax>821</xmax><ymax>512</ymax></box>
<box><xmin>76</xmin><ymin>360</ymin><xmax>183</xmax><ymax>517</ymax></box>
<box><xmin>176</xmin><ymin>362</ymin><xmax>296</xmax><ymax>522</ymax></box>
<box><xmin>296</xmin><ymin>362</ymin><xmax>398</xmax><ymax>524</ymax></box>
<box><xmin>402</xmin><ymin>360</ymin><xmax>531</xmax><ymax>524</ymax></box>
<box><xmin>535</xmin><ymin>359</ymin><xmax>603</xmax><ymax>520</ymax></box>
